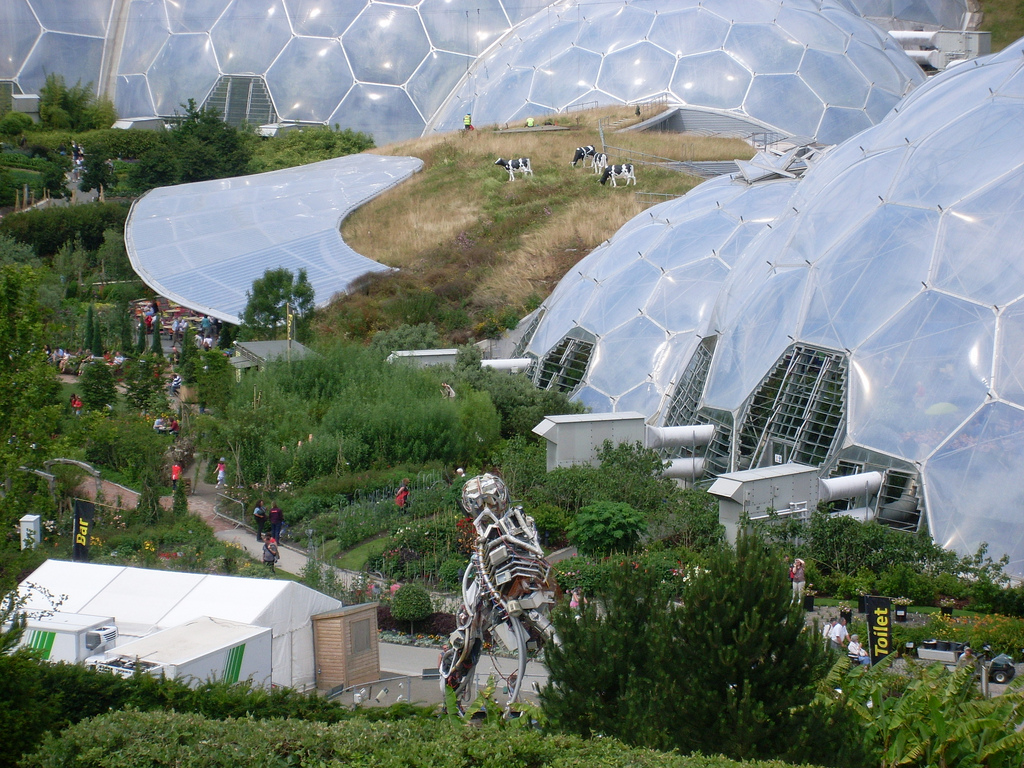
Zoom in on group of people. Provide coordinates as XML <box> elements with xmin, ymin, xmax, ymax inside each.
<box><xmin>252</xmin><ymin>500</ymin><xmax>286</xmax><ymax>572</ymax></box>
<box><xmin>821</xmin><ymin>616</ymin><xmax>870</xmax><ymax>665</ymax></box>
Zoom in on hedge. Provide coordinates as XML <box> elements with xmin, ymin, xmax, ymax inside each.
<box><xmin>23</xmin><ymin>709</ymin><xmax>825</xmax><ymax>768</ymax></box>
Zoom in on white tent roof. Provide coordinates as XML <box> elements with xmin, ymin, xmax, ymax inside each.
<box><xmin>20</xmin><ymin>560</ymin><xmax>342</xmax><ymax>689</ymax></box>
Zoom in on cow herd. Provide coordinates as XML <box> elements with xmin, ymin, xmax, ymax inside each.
<box><xmin>493</xmin><ymin>145</ymin><xmax>637</xmax><ymax>186</ymax></box>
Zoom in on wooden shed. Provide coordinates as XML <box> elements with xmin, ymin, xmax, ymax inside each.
<box><xmin>311</xmin><ymin>603</ymin><xmax>380</xmax><ymax>692</ymax></box>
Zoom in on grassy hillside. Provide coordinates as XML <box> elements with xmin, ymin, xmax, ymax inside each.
<box><xmin>982</xmin><ymin>0</ymin><xmax>1024</xmax><ymax>50</ymax></box>
<box><xmin>322</xmin><ymin>107</ymin><xmax>753</xmax><ymax>344</ymax></box>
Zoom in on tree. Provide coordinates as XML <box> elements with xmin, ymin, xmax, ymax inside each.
<box><xmin>240</xmin><ymin>267</ymin><xmax>314</xmax><ymax>341</ymax></box>
<box><xmin>150</xmin><ymin>316</ymin><xmax>163</xmax><ymax>357</ymax></box>
<box><xmin>83</xmin><ymin>304</ymin><xmax>95</xmax><ymax>354</ymax></box>
<box><xmin>37</xmin><ymin>74</ymin><xmax>116</xmax><ymax>132</ymax></box>
<box><xmin>194</xmin><ymin>349</ymin><xmax>233</xmax><ymax>413</ymax></box>
<box><xmin>123</xmin><ymin>354</ymin><xmax>166</xmax><ymax>413</ymax></box>
<box><xmin>567</xmin><ymin>501</ymin><xmax>645</xmax><ymax>556</ymax></box>
<box><xmin>92</xmin><ymin>310</ymin><xmax>104</xmax><ymax>357</ymax></box>
<box><xmin>542</xmin><ymin>533</ymin><xmax>841</xmax><ymax>765</ymax></box>
<box><xmin>78</xmin><ymin>362</ymin><xmax>117</xmax><ymax>412</ymax></box>
<box><xmin>0</xmin><ymin>111</ymin><xmax>32</xmax><ymax>137</ymax></box>
<box><xmin>390</xmin><ymin>583</ymin><xmax>432</xmax><ymax>635</ymax></box>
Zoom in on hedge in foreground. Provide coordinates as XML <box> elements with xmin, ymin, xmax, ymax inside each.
<box><xmin>24</xmin><ymin>709</ymin><xmax>824</xmax><ymax>768</ymax></box>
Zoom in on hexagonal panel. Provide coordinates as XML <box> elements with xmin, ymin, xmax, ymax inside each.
<box><xmin>284</xmin><ymin>0</ymin><xmax>361</xmax><ymax>37</ymax></box>
<box><xmin>165</xmin><ymin>0</ymin><xmax>231</xmax><ymax>34</ymax></box>
<box><xmin>648</xmin><ymin>7</ymin><xmax>730</xmax><ymax>57</ymax></box>
<box><xmin>113</xmin><ymin>73</ymin><xmax>156</xmax><ymax>116</ymax></box>
<box><xmin>407</xmin><ymin>50</ymin><xmax>472</xmax><ymax>120</ymax></box>
<box><xmin>267</xmin><ymin>36</ymin><xmax>352</xmax><ymax>122</ymax></box>
<box><xmin>343</xmin><ymin>4</ymin><xmax>429</xmax><ymax>86</ymax></box>
<box><xmin>530</xmin><ymin>47</ymin><xmax>602</xmax><ymax>110</ymax></box>
<box><xmin>996</xmin><ymin>303</ymin><xmax>1024</xmax><ymax>407</ymax></box>
<box><xmin>31</xmin><ymin>0</ymin><xmax>111</xmax><ymax>36</ymax></box>
<box><xmin>420</xmin><ymin>0</ymin><xmax>509</xmax><ymax>56</ymax></box>
<box><xmin>672</xmin><ymin>51</ymin><xmax>751</xmax><ymax>110</ymax></box>
<box><xmin>0</xmin><ymin>0</ymin><xmax>40</xmax><ymax>80</ymax></box>
<box><xmin>211</xmin><ymin>0</ymin><xmax>291</xmax><ymax>75</ymax></box>
<box><xmin>598</xmin><ymin>42</ymin><xmax>675</xmax><ymax>101</ymax></box>
<box><xmin>726</xmin><ymin>23</ymin><xmax>804</xmax><ymax>75</ymax></box>
<box><xmin>588</xmin><ymin>316</ymin><xmax>668</xmax><ymax>397</ymax></box>
<box><xmin>18</xmin><ymin>32</ymin><xmax>105</xmax><ymax>94</ymax></box>
<box><xmin>117</xmin><ymin>0</ymin><xmax>169</xmax><ymax>74</ymax></box>
<box><xmin>744</xmin><ymin>74</ymin><xmax>823</xmax><ymax>139</ymax></box>
<box><xmin>329</xmin><ymin>83</ymin><xmax>424</xmax><ymax>147</ymax></box>
<box><xmin>147</xmin><ymin>33</ymin><xmax>221</xmax><ymax>114</ymax></box>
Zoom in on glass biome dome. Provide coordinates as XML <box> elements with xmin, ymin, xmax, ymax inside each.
<box><xmin>0</xmin><ymin>0</ymin><xmax>113</xmax><ymax>95</ymax></box>
<box><xmin>684</xmin><ymin>38</ymin><xmax>1024</xmax><ymax>575</ymax></box>
<box><xmin>427</xmin><ymin>0</ymin><xmax>924</xmax><ymax>145</ymax></box>
<box><xmin>520</xmin><ymin>173</ymin><xmax>798</xmax><ymax>418</ymax></box>
<box><xmin>108</xmin><ymin>0</ymin><xmax>552</xmax><ymax>145</ymax></box>
<box><xmin>834</xmin><ymin>0</ymin><xmax>976</xmax><ymax>31</ymax></box>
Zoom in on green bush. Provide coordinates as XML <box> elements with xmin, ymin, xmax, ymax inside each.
<box><xmin>437</xmin><ymin>558</ymin><xmax>465</xmax><ymax>591</ymax></box>
<box><xmin>21</xmin><ymin>708</ymin><xmax>811</xmax><ymax>768</ymax></box>
<box><xmin>390</xmin><ymin>583</ymin><xmax>432</xmax><ymax>633</ymax></box>
<box><xmin>876</xmin><ymin>563</ymin><xmax>937</xmax><ymax>606</ymax></box>
<box><xmin>568</xmin><ymin>500</ymin><xmax>646</xmax><ymax>557</ymax></box>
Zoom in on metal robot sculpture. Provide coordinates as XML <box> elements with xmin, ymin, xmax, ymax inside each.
<box><xmin>439</xmin><ymin>473</ymin><xmax>557</xmax><ymax>713</ymax></box>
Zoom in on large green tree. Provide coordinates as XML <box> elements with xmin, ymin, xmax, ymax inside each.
<box><xmin>240</xmin><ymin>267</ymin><xmax>314</xmax><ymax>341</ymax></box>
<box><xmin>0</xmin><ymin>265</ymin><xmax>62</xmax><ymax>536</ymax></box>
<box><xmin>542</xmin><ymin>533</ymin><xmax>845</xmax><ymax>765</ymax></box>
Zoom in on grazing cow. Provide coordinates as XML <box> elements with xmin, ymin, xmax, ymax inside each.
<box><xmin>494</xmin><ymin>157</ymin><xmax>533</xmax><ymax>181</ymax></box>
<box><xmin>570</xmin><ymin>145</ymin><xmax>597</xmax><ymax>167</ymax></box>
<box><xmin>599</xmin><ymin>163</ymin><xmax>636</xmax><ymax>187</ymax></box>
<box><xmin>592</xmin><ymin>152</ymin><xmax>609</xmax><ymax>174</ymax></box>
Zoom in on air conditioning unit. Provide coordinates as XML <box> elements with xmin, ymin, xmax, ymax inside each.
<box><xmin>85</xmin><ymin>625</ymin><xmax>118</xmax><ymax>652</ymax></box>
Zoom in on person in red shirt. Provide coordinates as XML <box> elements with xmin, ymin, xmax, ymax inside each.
<box><xmin>171</xmin><ymin>462</ymin><xmax>182</xmax><ymax>491</ymax></box>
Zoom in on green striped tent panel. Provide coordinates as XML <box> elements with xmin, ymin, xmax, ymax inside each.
<box><xmin>29</xmin><ymin>630</ymin><xmax>56</xmax><ymax>660</ymax></box>
<box><xmin>224</xmin><ymin>644</ymin><xmax>245</xmax><ymax>684</ymax></box>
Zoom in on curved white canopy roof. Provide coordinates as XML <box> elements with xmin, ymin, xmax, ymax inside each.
<box><xmin>125</xmin><ymin>153</ymin><xmax>422</xmax><ymax>323</ymax></box>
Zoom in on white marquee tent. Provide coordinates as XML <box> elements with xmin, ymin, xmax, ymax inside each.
<box><xmin>19</xmin><ymin>560</ymin><xmax>343</xmax><ymax>690</ymax></box>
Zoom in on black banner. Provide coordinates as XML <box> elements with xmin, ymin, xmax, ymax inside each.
<box><xmin>865</xmin><ymin>596</ymin><xmax>893</xmax><ymax>665</ymax></box>
<box><xmin>72</xmin><ymin>500</ymin><xmax>95</xmax><ymax>562</ymax></box>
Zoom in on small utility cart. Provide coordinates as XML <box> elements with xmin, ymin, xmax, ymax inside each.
<box><xmin>917</xmin><ymin>640</ymin><xmax>1016</xmax><ymax>683</ymax></box>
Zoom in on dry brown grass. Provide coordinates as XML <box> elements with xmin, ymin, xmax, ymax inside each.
<box><xmin>332</xmin><ymin>105</ymin><xmax>747</xmax><ymax>340</ymax></box>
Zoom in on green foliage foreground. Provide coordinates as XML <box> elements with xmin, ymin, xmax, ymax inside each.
<box><xmin>23</xmin><ymin>708</ymin><xmax>815</xmax><ymax>768</ymax></box>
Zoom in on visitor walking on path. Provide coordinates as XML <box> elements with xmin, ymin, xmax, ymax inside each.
<box><xmin>395</xmin><ymin>479</ymin><xmax>410</xmax><ymax>510</ymax></box>
<box><xmin>171</xmin><ymin>462</ymin><xmax>182</xmax><ymax>491</ymax></box>
<box><xmin>216</xmin><ymin>457</ymin><xmax>227</xmax><ymax>488</ymax></box>
<box><xmin>262</xmin><ymin>537</ymin><xmax>280</xmax><ymax>573</ymax></box>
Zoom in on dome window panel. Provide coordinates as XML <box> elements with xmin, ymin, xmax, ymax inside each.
<box><xmin>587</xmin><ymin>316</ymin><xmax>668</xmax><ymax>397</ymax></box>
<box><xmin>575</xmin><ymin>5</ymin><xmax>655</xmax><ymax>54</ymax></box>
<box><xmin>267</xmin><ymin>37</ymin><xmax>352</xmax><ymax>123</ymax></box>
<box><xmin>743</xmin><ymin>74</ymin><xmax>823</xmax><ymax>141</ymax></box>
<box><xmin>18</xmin><ymin>32</ymin><xmax>105</xmax><ymax>95</ymax></box>
<box><xmin>285</xmin><ymin>0</ymin><xmax>361</xmax><ymax>37</ymax></box>
<box><xmin>407</xmin><ymin>50</ymin><xmax>474</xmax><ymax>120</ymax></box>
<box><xmin>671</xmin><ymin>51</ymin><xmax>752</xmax><ymax>110</ymax></box>
<box><xmin>597</xmin><ymin>42</ymin><xmax>674</xmax><ymax>102</ymax></box>
<box><xmin>117</xmin><ymin>0</ymin><xmax>169</xmax><ymax>74</ymax></box>
<box><xmin>800</xmin><ymin>48</ymin><xmax>870</xmax><ymax>108</ymax></box>
<box><xmin>775</xmin><ymin>7</ymin><xmax>848</xmax><ymax>53</ymax></box>
<box><xmin>147</xmin><ymin>34</ymin><xmax>221</xmax><ymax>115</ymax></box>
<box><xmin>725</xmin><ymin>23</ymin><xmax>804</xmax><ymax>75</ymax></box>
<box><xmin>211</xmin><ymin>0</ymin><xmax>291</xmax><ymax>75</ymax></box>
<box><xmin>737</xmin><ymin>344</ymin><xmax>847</xmax><ymax>470</ymax></box>
<box><xmin>995</xmin><ymin>304</ymin><xmax>1024</xmax><ymax>408</ymax></box>
<box><xmin>343</xmin><ymin>5</ymin><xmax>430</xmax><ymax>86</ymax></box>
<box><xmin>330</xmin><ymin>85</ymin><xmax>424</xmax><ymax>147</ymax></box>
<box><xmin>31</xmin><ymin>0</ymin><xmax>111</xmax><ymax>37</ymax></box>
<box><xmin>663</xmin><ymin>336</ymin><xmax>717</xmax><ymax>430</ymax></box>
<box><xmin>0</xmin><ymin>0</ymin><xmax>40</xmax><ymax>80</ymax></box>
<box><xmin>648</xmin><ymin>7</ymin><xmax>730</xmax><ymax>57</ymax></box>
<box><xmin>420</xmin><ymin>0</ymin><xmax>509</xmax><ymax>56</ymax></box>
<box><xmin>534</xmin><ymin>330</ymin><xmax>596</xmax><ymax>395</ymax></box>
<box><xmin>166</xmin><ymin>0</ymin><xmax>231</xmax><ymax>34</ymax></box>
<box><xmin>847</xmin><ymin>293</ymin><xmax>995</xmax><ymax>462</ymax></box>
<box><xmin>529</xmin><ymin>47</ymin><xmax>602</xmax><ymax>111</ymax></box>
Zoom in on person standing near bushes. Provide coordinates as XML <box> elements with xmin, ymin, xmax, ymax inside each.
<box><xmin>395</xmin><ymin>479</ymin><xmax>410</xmax><ymax>510</ymax></box>
<box><xmin>269</xmin><ymin>502</ymin><xmax>284</xmax><ymax>542</ymax></box>
<box><xmin>791</xmin><ymin>558</ymin><xmax>806</xmax><ymax>600</ymax></box>
<box><xmin>252</xmin><ymin>499</ymin><xmax>267</xmax><ymax>541</ymax></box>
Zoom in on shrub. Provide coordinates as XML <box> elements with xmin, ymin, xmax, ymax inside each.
<box><xmin>390</xmin><ymin>583</ymin><xmax>433</xmax><ymax>634</ymax></box>
<box><xmin>437</xmin><ymin>558</ymin><xmax>465</xmax><ymax>591</ymax></box>
<box><xmin>568</xmin><ymin>500</ymin><xmax>646</xmax><ymax>557</ymax></box>
<box><xmin>876</xmin><ymin>564</ymin><xmax>936</xmax><ymax>606</ymax></box>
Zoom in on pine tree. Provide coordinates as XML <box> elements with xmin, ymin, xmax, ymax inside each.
<box><xmin>180</xmin><ymin>328</ymin><xmax>198</xmax><ymax>384</ymax></box>
<box><xmin>136</xmin><ymin>318</ymin><xmax>146</xmax><ymax>355</ymax></box>
<box><xmin>92</xmin><ymin>312</ymin><xmax>103</xmax><ymax>357</ymax></box>
<box><xmin>83</xmin><ymin>304</ymin><xmax>95</xmax><ymax>354</ymax></box>
<box><xmin>150</xmin><ymin>315</ymin><xmax>163</xmax><ymax>356</ymax></box>
<box><xmin>172</xmin><ymin>477</ymin><xmax>188</xmax><ymax>516</ymax></box>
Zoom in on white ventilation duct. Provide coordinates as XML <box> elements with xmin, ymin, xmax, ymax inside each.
<box><xmin>481</xmin><ymin>358</ymin><xmax>532</xmax><ymax>372</ymax></box>
<box><xmin>645</xmin><ymin>424</ymin><xmax>715</xmax><ymax>450</ymax></box>
<box><xmin>818</xmin><ymin>471</ymin><xmax>883</xmax><ymax>503</ymax></box>
<box><xmin>664</xmin><ymin>458</ymin><xmax>705</xmax><ymax>480</ymax></box>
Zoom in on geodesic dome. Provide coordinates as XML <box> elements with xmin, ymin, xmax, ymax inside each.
<box><xmin>835</xmin><ymin>0</ymin><xmax>977</xmax><ymax>31</ymax></box>
<box><xmin>520</xmin><ymin>173</ymin><xmax>798</xmax><ymax>418</ymax></box>
<box><xmin>688</xmin><ymin>38</ymin><xmax>1024</xmax><ymax>574</ymax></box>
<box><xmin>427</xmin><ymin>0</ymin><xmax>925</xmax><ymax>145</ymax></box>
<box><xmin>0</xmin><ymin>0</ymin><xmax>113</xmax><ymax>94</ymax></box>
<box><xmin>106</xmin><ymin>0</ymin><xmax>551</xmax><ymax>145</ymax></box>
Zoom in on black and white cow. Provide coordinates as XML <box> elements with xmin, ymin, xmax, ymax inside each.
<box><xmin>495</xmin><ymin>157</ymin><xmax>533</xmax><ymax>181</ymax></box>
<box><xmin>592</xmin><ymin>152</ymin><xmax>609</xmax><ymax>174</ymax></box>
<box><xmin>570</xmin><ymin>145</ymin><xmax>597</xmax><ymax>167</ymax></box>
<box><xmin>599</xmin><ymin>163</ymin><xmax>636</xmax><ymax>187</ymax></box>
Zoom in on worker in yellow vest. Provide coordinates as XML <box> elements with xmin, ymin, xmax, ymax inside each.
<box><xmin>526</xmin><ymin>117</ymin><xmax>535</xmax><ymax>127</ymax></box>
<box><xmin>464</xmin><ymin>114</ymin><xmax>472</xmax><ymax>130</ymax></box>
